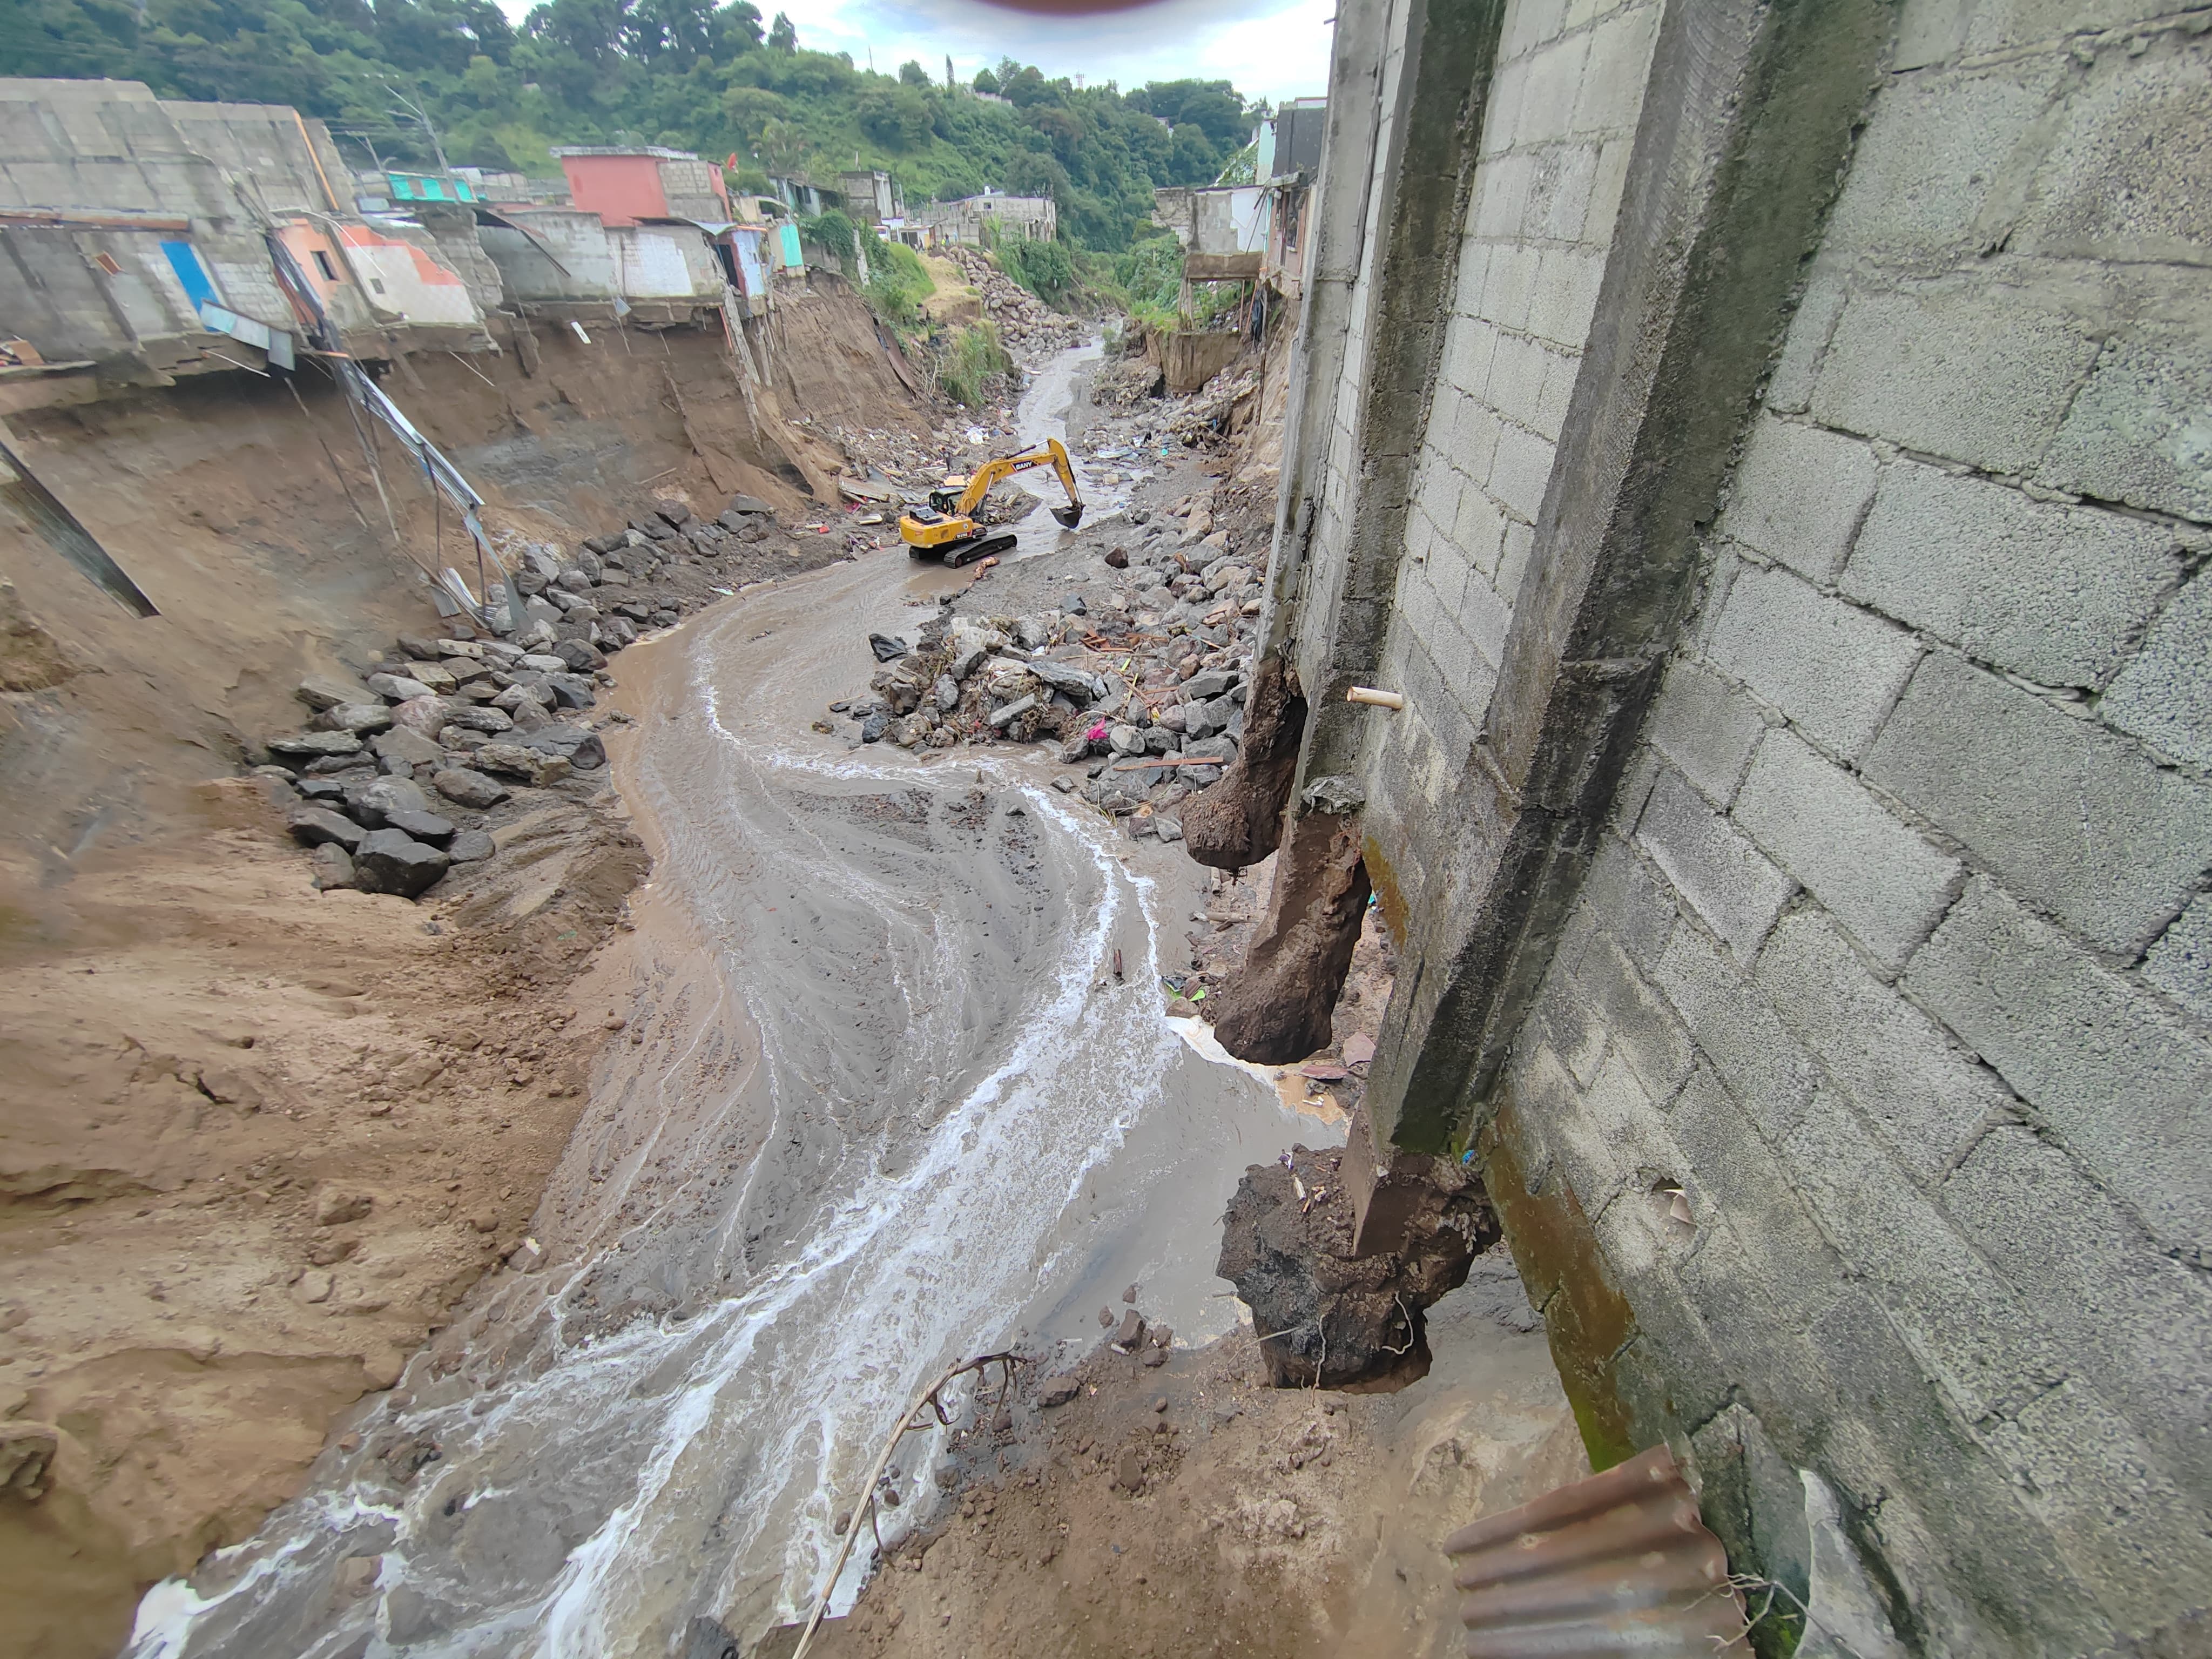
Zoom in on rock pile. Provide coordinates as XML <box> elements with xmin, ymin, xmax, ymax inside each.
<box><xmin>940</xmin><ymin>246</ymin><xmax>1090</xmax><ymax>360</ymax></box>
<box><xmin>258</xmin><ymin>493</ymin><xmax>813</xmax><ymax>900</ymax></box>
<box><xmin>827</xmin><ymin>483</ymin><xmax>1266</xmax><ymax>845</ymax></box>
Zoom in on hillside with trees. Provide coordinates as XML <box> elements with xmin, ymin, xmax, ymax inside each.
<box><xmin>5</xmin><ymin>0</ymin><xmax>1263</xmax><ymax>252</ymax></box>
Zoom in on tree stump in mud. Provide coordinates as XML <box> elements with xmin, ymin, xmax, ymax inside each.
<box><xmin>1216</xmin><ymin>1144</ymin><xmax>1500</xmax><ymax>1390</ymax></box>
<box><xmin>1207</xmin><ymin>810</ymin><xmax>1371</xmax><ymax>1064</ymax></box>
<box><xmin>1179</xmin><ymin>651</ymin><xmax>1306</xmax><ymax>870</ymax></box>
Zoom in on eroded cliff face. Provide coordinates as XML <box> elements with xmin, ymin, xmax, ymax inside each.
<box><xmin>0</xmin><ymin>287</ymin><xmax>926</xmax><ymax>1659</ymax></box>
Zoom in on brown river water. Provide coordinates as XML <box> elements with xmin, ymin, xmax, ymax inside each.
<box><xmin>126</xmin><ymin>346</ymin><xmax>1329</xmax><ymax>1659</ymax></box>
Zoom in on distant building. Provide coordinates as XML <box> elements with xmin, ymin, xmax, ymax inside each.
<box><xmin>915</xmin><ymin>192</ymin><xmax>1057</xmax><ymax>248</ymax></box>
<box><xmin>549</xmin><ymin>146</ymin><xmax>732</xmax><ymax>228</ymax></box>
<box><xmin>835</xmin><ymin>170</ymin><xmax>905</xmax><ymax>228</ymax></box>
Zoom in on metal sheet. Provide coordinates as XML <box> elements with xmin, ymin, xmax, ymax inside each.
<box><xmin>0</xmin><ymin>433</ymin><xmax>158</xmax><ymax>616</ymax></box>
<box><xmin>1445</xmin><ymin>1444</ymin><xmax>1749</xmax><ymax>1657</ymax></box>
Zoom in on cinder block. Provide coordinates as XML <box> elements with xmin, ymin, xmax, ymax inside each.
<box><xmin>1705</xmin><ymin>564</ymin><xmax>1921</xmax><ymax>760</ymax></box>
<box><xmin>1781</xmin><ymin>1087</ymin><xmax>2062</xmax><ymax>1422</ymax></box>
<box><xmin>1822</xmin><ymin>57</ymin><xmax>2069</xmax><ymax>263</ymax></box>
<box><xmin>1442</xmin><ymin>313</ymin><xmax>1500</xmax><ymax>400</ymax></box>
<box><xmin>1644</xmin><ymin>658</ymin><xmax>1768</xmax><ymax>807</ymax></box>
<box><xmin>1577</xmin><ymin>833</ymin><xmax>1678</xmax><ymax>975</ymax></box>
<box><xmin>1526</xmin><ymin>245</ymin><xmax>1606</xmax><ymax>349</ymax></box>
<box><xmin>2013</xmin><ymin>35</ymin><xmax>2212</xmax><ymax>264</ymax></box>
<box><xmin>1515</xmin><ymin>31</ymin><xmax>1591</xmax><ymax>148</ymax></box>
<box><xmin>1487</xmin><ymin>420</ymin><xmax>1556</xmax><ymax>522</ymax></box>
<box><xmin>1865</xmin><ymin>654</ymin><xmax>2212</xmax><ymax>955</ymax></box>
<box><xmin>1732</xmin><ymin>728</ymin><xmax>1965</xmax><ymax>973</ymax></box>
<box><xmin>1572</xmin><ymin>927</ymin><xmax>1695</xmax><ymax>1101</ymax></box>
<box><xmin>1458</xmin><ymin>568</ymin><xmax>1512</xmax><ymax>665</ymax></box>
<box><xmin>1655</xmin><ymin>925</ymin><xmax>1819</xmax><ymax>1138</ymax></box>
<box><xmin>1907</xmin><ymin>879</ymin><xmax>2212</xmax><ymax>1247</ymax></box>
<box><xmin>1634</xmin><ymin>768</ymin><xmax>1798</xmax><ymax>963</ymax></box>
<box><xmin>1667</xmin><ymin>1067</ymin><xmax>1847</xmax><ymax>1314</ymax></box>
<box><xmin>1843</xmin><ymin>461</ymin><xmax>2178</xmax><ymax>690</ymax></box>
<box><xmin>1572</xmin><ymin>2</ymin><xmax>1662</xmax><ymax>136</ymax></box>
<box><xmin>1717</xmin><ymin>416</ymin><xmax>1878</xmax><ymax>583</ymax></box>
<box><xmin>2142</xmin><ymin>894</ymin><xmax>2212</xmax><ymax>1024</ymax></box>
<box><xmin>1756</xmin><ymin>910</ymin><xmax>2015</xmax><ymax>1188</ymax></box>
<box><xmin>1811</xmin><ymin>285</ymin><xmax>2102</xmax><ymax>475</ymax></box>
<box><xmin>1531</xmin><ymin>967</ymin><xmax>1609</xmax><ymax>1088</ymax></box>
<box><xmin>1988</xmin><ymin>1378</ymin><xmax>2212</xmax><ymax>1623</ymax></box>
<box><xmin>1802</xmin><ymin>1291</ymin><xmax>2117</xmax><ymax>1658</ymax></box>
<box><xmin>1945</xmin><ymin>1125</ymin><xmax>2212</xmax><ymax>1506</ymax></box>
<box><xmin>2101</xmin><ymin>570</ymin><xmax>2212</xmax><ymax>771</ymax></box>
<box><xmin>1765</xmin><ymin>269</ymin><xmax>1847</xmax><ymax>417</ymax></box>
<box><xmin>1552</xmin><ymin>1048</ymin><xmax>1671</xmax><ymax>1217</ymax></box>
<box><xmin>1959</xmin><ymin>0</ymin><xmax>2179</xmax><ymax>55</ymax></box>
<box><xmin>2039</xmin><ymin>323</ymin><xmax>2212</xmax><ymax>522</ymax></box>
<box><xmin>1524</xmin><ymin>140</ymin><xmax>1600</xmax><ymax>242</ymax></box>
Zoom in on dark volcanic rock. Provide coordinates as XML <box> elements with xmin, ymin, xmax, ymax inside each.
<box><xmin>515</xmin><ymin>724</ymin><xmax>606</xmax><ymax>770</ymax></box>
<box><xmin>447</xmin><ymin>828</ymin><xmax>496</xmax><ymax>863</ymax></box>
<box><xmin>433</xmin><ymin>767</ymin><xmax>508</xmax><ymax>809</ymax></box>
<box><xmin>869</xmin><ymin>632</ymin><xmax>909</xmax><ymax>662</ymax></box>
<box><xmin>382</xmin><ymin>807</ymin><xmax>456</xmax><ymax>845</ymax></box>
<box><xmin>1216</xmin><ymin>1144</ymin><xmax>1498</xmax><ymax>1390</ymax></box>
<box><xmin>352</xmin><ymin>830</ymin><xmax>450</xmax><ymax>899</ymax></box>
<box><xmin>287</xmin><ymin>805</ymin><xmax>365</xmax><ymax>850</ymax></box>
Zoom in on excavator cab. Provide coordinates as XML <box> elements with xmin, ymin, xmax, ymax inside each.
<box><xmin>900</xmin><ymin>437</ymin><xmax>1084</xmax><ymax>566</ymax></box>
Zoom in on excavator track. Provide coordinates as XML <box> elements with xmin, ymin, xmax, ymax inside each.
<box><xmin>911</xmin><ymin>532</ymin><xmax>1017</xmax><ymax>568</ymax></box>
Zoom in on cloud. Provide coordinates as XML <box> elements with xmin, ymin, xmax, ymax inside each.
<box><xmin>498</xmin><ymin>0</ymin><xmax>1336</xmax><ymax>106</ymax></box>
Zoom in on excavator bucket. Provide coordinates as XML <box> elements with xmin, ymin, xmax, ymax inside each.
<box><xmin>1050</xmin><ymin>502</ymin><xmax>1084</xmax><ymax>529</ymax></box>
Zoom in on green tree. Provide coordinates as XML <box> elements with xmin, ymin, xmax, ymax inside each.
<box><xmin>766</xmin><ymin>9</ymin><xmax>794</xmax><ymax>50</ymax></box>
<box><xmin>897</xmin><ymin>59</ymin><xmax>927</xmax><ymax>87</ymax></box>
<box><xmin>972</xmin><ymin>66</ymin><xmax>999</xmax><ymax>95</ymax></box>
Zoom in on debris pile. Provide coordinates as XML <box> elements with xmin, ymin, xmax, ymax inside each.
<box><xmin>941</xmin><ymin>245</ymin><xmax>1090</xmax><ymax>359</ymax></box>
<box><xmin>826</xmin><ymin>480</ymin><xmax>1268</xmax><ymax>846</ymax></box>
<box><xmin>257</xmin><ymin>494</ymin><xmax>828</xmax><ymax>899</ymax></box>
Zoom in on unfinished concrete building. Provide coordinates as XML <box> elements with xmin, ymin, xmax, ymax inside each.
<box><xmin>1226</xmin><ymin>1</ymin><xmax>2212</xmax><ymax>1651</ymax></box>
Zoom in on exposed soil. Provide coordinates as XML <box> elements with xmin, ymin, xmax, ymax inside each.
<box><xmin>0</xmin><ymin>290</ymin><xmax>935</xmax><ymax>1659</ymax></box>
<box><xmin>0</xmin><ymin>772</ymin><xmax>644</xmax><ymax>1659</ymax></box>
<box><xmin>791</xmin><ymin>1251</ymin><xmax>1585</xmax><ymax>1659</ymax></box>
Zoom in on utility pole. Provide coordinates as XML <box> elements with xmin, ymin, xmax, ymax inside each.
<box><xmin>382</xmin><ymin>80</ymin><xmax>450</xmax><ymax>174</ymax></box>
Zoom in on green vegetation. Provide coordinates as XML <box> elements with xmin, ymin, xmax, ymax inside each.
<box><xmin>994</xmin><ymin>233</ymin><xmax>1076</xmax><ymax>307</ymax></box>
<box><xmin>4</xmin><ymin>0</ymin><xmax>1267</xmax><ymax>255</ymax></box>
<box><xmin>936</xmin><ymin>322</ymin><xmax>1014</xmax><ymax>410</ymax></box>
<box><xmin>860</xmin><ymin>234</ymin><xmax>933</xmax><ymax>332</ymax></box>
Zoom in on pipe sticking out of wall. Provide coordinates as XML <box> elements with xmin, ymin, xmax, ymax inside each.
<box><xmin>1346</xmin><ymin>686</ymin><xmax>1404</xmax><ymax>710</ymax></box>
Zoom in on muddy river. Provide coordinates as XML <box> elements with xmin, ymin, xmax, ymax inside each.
<box><xmin>128</xmin><ymin>348</ymin><xmax>1326</xmax><ymax>1659</ymax></box>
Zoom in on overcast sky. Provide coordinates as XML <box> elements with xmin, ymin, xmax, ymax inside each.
<box><xmin>502</xmin><ymin>0</ymin><xmax>1338</xmax><ymax>108</ymax></box>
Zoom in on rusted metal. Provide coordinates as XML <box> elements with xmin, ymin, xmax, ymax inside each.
<box><xmin>1444</xmin><ymin>1444</ymin><xmax>1749</xmax><ymax>1657</ymax></box>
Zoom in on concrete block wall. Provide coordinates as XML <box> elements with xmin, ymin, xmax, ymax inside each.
<box><xmin>1492</xmin><ymin>8</ymin><xmax>2212</xmax><ymax>1651</ymax></box>
<box><xmin>1361</xmin><ymin>0</ymin><xmax>1662</xmax><ymax>904</ymax></box>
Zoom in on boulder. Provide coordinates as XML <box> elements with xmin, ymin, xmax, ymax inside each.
<box><xmin>401</xmin><ymin>661</ymin><xmax>457</xmax><ymax>693</ymax></box>
<box><xmin>433</xmin><ymin>767</ymin><xmax>509</xmax><ymax>808</ymax></box>
<box><xmin>655</xmin><ymin>498</ymin><xmax>693</xmax><ymax>526</ymax></box>
<box><xmin>988</xmin><ymin>694</ymin><xmax>1038</xmax><ymax>730</ymax></box>
<box><xmin>719</xmin><ymin>493</ymin><xmax>774</xmax><ymax>520</ymax></box>
<box><xmin>366</xmin><ymin>672</ymin><xmax>434</xmax><ymax>703</ymax></box>
<box><xmin>1027</xmin><ymin>658</ymin><xmax>1101</xmax><ymax>702</ymax></box>
<box><xmin>551</xmin><ymin>639</ymin><xmax>606</xmax><ymax>673</ymax></box>
<box><xmin>517</xmin><ymin>652</ymin><xmax>569</xmax><ymax>674</ymax></box>
<box><xmin>287</xmin><ymin>805</ymin><xmax>365</xmax><ymax>849</ymax></box>
<box><xmin>869</xmin><ymin>633</ymin><xmax>909</xmax><ymax>663</ymax></box>
<box><xmin>515</xmin><ymin>724</ymin><xmax>606</xmax><ymax>770</ymax></box>
<box><xmin>448</xmin><ymin>705</ymin><xmax>512</xmax><ymax>734</ymax></box>
<box><xmin>1107</xmin><ymin>724</ymin><xmax>1145</xmax><ymax>757</ymax></box>
<box><xmin>389</xmin><ymin>696</ymin><xmax>456</xmax><ymax>739</ymax></box>
<box><xmin>383</xmin><ymin>807</ymin><xmax>455</xmax><ymax>845</ymax></box>
<box><xmin>859</xmin><ymin>711</ymin><xmax>889</xmax><ymax>743</ymax></box>
<box><xmin>1181</xmin><ymin>669</ymin><xmax>1236</xmax><ymax>701</ymax></box>
<box><xmin>351</xmin><ymin>830</ymin><xmax>449</xmax><ymax>899</ymax></box>
<box><xmin>372</xmin><ymin>727</ymin><xmax>444</xmax><ymax>768</ymax></box>
<box><xmin>472</xmin><ymin>743</ymin><xmax>571</xmax><ymax>787</ymax></box>
<box><xmin>346</xmin><ymin>775</ymin><xmax>430</xmax><ymax>830</ymax></box>
<box><xmin>933</xmin><ymin>675</ymin><xmax>961</xmax><ymax>713</ymax></box>
<box><xmin>448</xmin><ymin>829</ymin><xmax>495</xmax><ymax>863</ymax></box>
<box><xmin>491</xmin><ymin>684</ymin><xmax>549</xmax><ymax>714</ymax></box>
<box><xmin>270</xmin><ymin>731</ymin><xmax>366</xmax><ymax>762</ymax></box>
<box><xmin>316</xmin><ymin>702</ymin><xmax>392</xmax><ymax>734</ymax></box>
<box><xmin>544</xmin><ymin>672</ymin><xmax>596</xmax><ymax>710</ymax></box>
<box><xmin>308</xmin><ymin>844</ymin><xmax>356</xmax><ymax>890</ymax></box>
<box><xmin>1037</xmin><ymin>1377</ymin><xmax>1081</xmax><ymax>1408</ymax></box>
<box><xmin>296</xmin><ymin>672</ymin><xmax>374</xmax><ymax>712</ymax></box>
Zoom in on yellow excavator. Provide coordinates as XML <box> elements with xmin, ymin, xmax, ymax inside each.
<box><xmin>900</xmin><ymin>438</ymin><xmax>1084</xmax><ymax>567</ymax></box>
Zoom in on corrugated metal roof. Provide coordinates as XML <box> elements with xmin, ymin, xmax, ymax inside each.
<box><xmin>1444</xmin><ymin>1444</ymin><xmax>1749</xmax><ymax>1657</ymax></box>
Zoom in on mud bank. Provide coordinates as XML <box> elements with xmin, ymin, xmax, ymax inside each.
<box><xmin>0</xmin><ymin>289</ymin><xmax>927</xmax><ymax>1659</ymax></box>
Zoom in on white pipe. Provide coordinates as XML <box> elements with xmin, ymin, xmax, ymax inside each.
<box><xmin>1346</xmin><ymin>686</ymin><xmax>1404</xmax><ymax>710</ymax></box>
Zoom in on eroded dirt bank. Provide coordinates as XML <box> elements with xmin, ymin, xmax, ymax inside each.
<box><xmin>0</xmin><ymin>287</ymin><xmax>924</xmax><ymax>1659</ymax></box>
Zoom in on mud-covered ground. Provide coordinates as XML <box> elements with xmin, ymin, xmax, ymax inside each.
<box><xmin>801</xmin><ymin>1254</ymin><xmax>1584</xmax><ymax>1659</ymax></box>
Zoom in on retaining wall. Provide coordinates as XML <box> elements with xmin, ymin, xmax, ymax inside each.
<box><xmin>1262</xmin><ymin>1</ymin><xmax>2212</xmax><ymax>1651</ymax></box>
